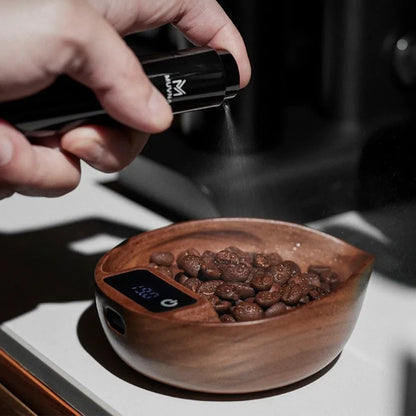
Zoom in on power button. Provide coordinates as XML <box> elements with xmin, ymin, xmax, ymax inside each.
<box><xmin>160</xmin><ymin>299</ymin><xmax>179</xmax><ymax>308</ymax></box>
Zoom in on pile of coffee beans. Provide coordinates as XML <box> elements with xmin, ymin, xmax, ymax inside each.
<box><xmin>147</xmin><ymin>246</ymin><xmax>340</xmax><ymax>322</ymax></box>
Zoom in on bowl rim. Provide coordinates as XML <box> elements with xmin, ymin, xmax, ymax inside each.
<box><xmin>95</xmin><ymin>217</ymin><xmax>375</xmax><ymax>327</ymax></box>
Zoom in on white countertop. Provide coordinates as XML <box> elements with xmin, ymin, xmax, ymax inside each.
<box><xmin>1</xmin><ymin>162</ymin><xmax>415</xmax><ymax>416</ymax></box>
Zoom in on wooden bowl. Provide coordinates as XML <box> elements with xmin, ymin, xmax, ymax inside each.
<box><xmin>94</xmin><ymin>218</ymin><xmax>374</xmax><ymax>394</ymax></box>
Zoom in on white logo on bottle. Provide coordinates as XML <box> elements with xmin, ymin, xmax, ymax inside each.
<box><xmin>172</xmin><ymin>79</ymin><xmax>186</xmax><ymax>96</ymax></box>
<box><xmin>164</xmin><ymin>75</ymin><xmax>187</xmax><ymax>102</ymax></box>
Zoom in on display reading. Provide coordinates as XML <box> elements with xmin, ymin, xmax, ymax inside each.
<box><xmin>104</xmin><ymin>269</ymin><xmax>197</xmax><ymax>312</ymax></box>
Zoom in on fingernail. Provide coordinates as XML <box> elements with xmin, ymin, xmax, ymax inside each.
<box><xmin>148</xmin><ymin>88</ymin><xmax>173</xmax><ymax>128</ymax></box>
<box><xmin>63</xmin><ymin>127</ymin><xmax>104</xmax><ymax>162</ymax></box>
<box><xmin>0</xmin><ymin>136</ymin><xmax>13</xmax><ymax>167</ymax></box>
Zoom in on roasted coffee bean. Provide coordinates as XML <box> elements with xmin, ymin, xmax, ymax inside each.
<box><xmin>231</xmin><ymin>282</ymin><xmax>256</xmax><ymax>299</ymax></box>
<box><xmin>175</xmin><ymin>273</ymin><xmax>189</xmax><ymax>285</ymax></box>
<box><xmin>287</xmin><ymin>274</ymin><xmax>310</xmax><ymax>297</ymax></box>
<box><xmin>158</xmin><ymin>266</ymin><xmax>174</xmax><ymax>278</ymax></box>
<box><xmin>321</xmin><ymin>271</ymin><xmax>340</xmax><ymax>290</ymax></box>
<box><xmin>253</xmin><ymin>254</ymin><xmax>270</xmax><ymax>269</ymax></box>
<box><xmin>248</xmin><ymin>268</ymin><xmax>265</xmax><ymax>282</ymax></box>
<box><xmin>177</xmin><ymin>248</ymin><xmax>200</xmax><ymax>266</ymax></box>
<box><xmin>149</xmin><ymin>251</ymin><xmax>174</xmax><ymax>267</ymax></box>
<box><xmin>299</xmin><ymin>296</ymin><xmax>310</xmax><ymax>304</ymax></box>
<box><xmin>250</xmin><ymin>273</ymin><xmax>274</xmax><ymax>291</ymax></box>
<box><xmin>148</xmin><ymin>246</ymin><xmax>340</xmax><ymax>323</ymax></box>
<box><xmin>215</xmin><ymin>249</ymin><xmax>241</xmax><ymax>266</ymax></box>
<box><xmin>215</xmin><ymin>283</ymin><xmax>241</xmax><ymax>301</ymax></box>
<box><xmin>231</xmin><ymin>302</ymin><xmax>264</xmax><ymax>322</ymax></box>
<box><xmin>302</xmin><ymin>272</ymin><xmax>321</xmax><ymax>287</ymax></box>
<box><xmin>226</xmin><ymin>246</ymin><xmax>254</xmax><ymax>265</ymax></box>
<box><xmin>221</xmin><ymin>263</ymin><xmax>252</xmax><ymax>283</ymax></box>
<box><xmin>269</xmin><ymin>282</ymin><xmax>281</xmax><ymax>293</ymax></box>
<box><xmin>309</xmin><ymin>265</ymin><xmax>339</xmax><ymax>289</ymax></box>
<box><xmin>279</xmin><ymin>260</ymin><xmax>301</xmax><ymax>277</ymax></box>
<box><xmin>183</xmin><ymin>277</ymin><xmax>202</xmax><ymax>292</ymax></box>
<box><xmin>220</xmin><ymin>313</ymin><xmax>236</xmax><ymax>323</ymax></box>
<box><xmin>264</xmin><ymin>302</ymin><xmax>290</xmax><ymax>317</ymax></box>
<box><xmin>209</xmin><ymin>296</ymin><xmax>232</xmax><ymax>314</ymax></box>
<box><xmin>255</xmin><ymin>290</ymin><xmax>280</xmax><ymax>308</ymax></box>
<box><xmin>280</xmin><ymin>283</ymin><xmax>303</xmax><ymax>306</ymax></box>
<box><xmin>266</xmin><ymin>264</ymin><xmax>290</xmax><ymax>285</ymax></box>
<box><xmin>201</xmin><ymin>250</ymin><xmax>216</xmax><ymax>262</ymax></box>
<box><xmin>309</xmin><ymin>286</ymin><xmax>329</xmax><ymax>300</ymax></box>
<box><xmin>198</xmin><ymin>262</ymin><xmax>222</xmax><ymax>280</ymax></box>
<box><xmin>178</xmin><ymin>254</ymin><xmax>202</xmax><ymax>277</ymax></box>
<box><xmin>197</xmin><ymin>280</ymin><xmax>223</xmax><ymax>296</ymax></box>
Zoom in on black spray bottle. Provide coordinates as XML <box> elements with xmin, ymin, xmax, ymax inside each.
<box><xmin>0</xmin><ymin>47</ymin><xmax>240</xmax><ymax>136</ymax></box>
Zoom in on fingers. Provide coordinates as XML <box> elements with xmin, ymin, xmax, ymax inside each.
<box><xmin>48</xmin><ymin>0</ymin><xmax>173</xmax><ymax>134</ymax></box>
<box><xmin>172</xmin><ymin>0</ymin><xmax>251</xmax><ymax>88</ymax></box>
<box><xmin>89</xmin><ymin>0</ymin><xmax>251</xmax><ymax>89</ymax></box>
<box><xmin>0</xmin><ymin>120</ymin><xmax>81</xmax><ymax>198</ymax></box>
<box><xmin>61</xmin><ymin>124</ymin><xmax>149</xmax><ymax>173</ymax></box>
<box><xmin>0</xmin><ymin>119</ymin><xmax>148</xmax><ymax>200</ymax></box>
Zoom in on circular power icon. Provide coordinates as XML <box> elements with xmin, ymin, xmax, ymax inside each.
<box><xmin>160</xmin><ymin>298</ymin><xmax>179</xmax><ymax>308</ymax></box>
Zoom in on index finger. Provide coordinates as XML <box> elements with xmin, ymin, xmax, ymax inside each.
<box><xmin>171</xmin><ymin>0</ymin><xmax>251</xmax><ymax>88</ymax></box>
<box><xmin>89</xmin><ymin>0</ymin><xmax>251</xmax><ymax>89</ymax></box>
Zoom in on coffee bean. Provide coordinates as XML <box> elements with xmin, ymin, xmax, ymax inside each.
<box><xmin>253</xmin><ymin>254</ymin><xmax>270</xmax><ymax>269</ymax></box>
<box><xmin>231</xmin><ymin>282</ymin><xmax>256</xmax><ymax>299</ymax></box>
<box><xmin>208</xmin><ymin>295</ymin><xmax>232</xmax><ymax>314</ymax></box>
<box><xmin>220</xmin><ymin>314</ymin><xmax>236</xmax><ymax>323</ymax></box>
<box><xmin>178</xmin><ymin>254</ymin><xmax>202</xmax><ymax>277</ymax></box>
<box><xmin>302</xmin><ymin>272</ymin><xmax>321</xmax><ymax>287</ymax></box>
<box><xmin>221</xmin><ymin>263</ymin><xmax>252</xmax><ymax>283</ymax></box>
<box><xmin>183</xmin><ymin>277</ymin><xmax>202</xmax><ymax>292</ymax></box>
<box><xmin>148</xmin><ymin>246</ymin><xmax>340</xmax><ymax>322</ymax></box>
<box><xmin>287</xmin><ymin>275</ymin><xmax>310</xmax><ymax>297</ymax></box>
<box><xmin>309</xmin><ymin>286</ymin><xmax>329</xmax><ymax>300</ymax></box>
<box><xmin>198</xmin><ymin>262</ymin><xmax>222</xmax><ymax>280</ymax></box>
<box><xmin>197</xmin><ymin>280</ymin><xmax>223</xmax><ymax>296</ymax></box>
<box><xmin>215</xmin><ymin>283</ymin><xmax>241</xmax><ymax>301</ymax></box>
<box><xmin>149</xmin><ymin>251</ymin><xmax>174</xmax><ymax>267</ymax></box>
<box><xmin>250</xmin><ymin>272</ymin><xmax>274</xmax><ymax>291</ymax></box>
<box><xmin>175</xmin><ymin>273</ymin><xmax>189</xmax><ymax>285</ymax></box>
<box><xmin>255</xmin><ymin>290</ymin><xmax>280</xmax><ymax>308</ymax></box>
<box><xmin>264</xmin><ymin>302</ymin><xmax>290</xmax><ymax>317</ymax></box>
<box><xmin>271</xmin><ymin>261</ymin><xmax>302</xmax><ymax>285</ymax></box>
<box><xmin>280</xmin><ymin>283</ymin><xmax>303</xmax><ymax>306</ymax></box>
<box><xmin>231</xmin><ymin>302</ymin><xmax>264</xmax><ymax>322</ymax></box>
<box><xmin>215</xmin><ymin>249</ymin><xmax>240</xmax><ymax>266</ymax></box>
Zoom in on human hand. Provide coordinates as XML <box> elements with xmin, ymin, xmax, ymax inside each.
<box><xmin>0</xmin><ymin>0</ymin><xmax>250</xmax><ymax>199</ymax></box>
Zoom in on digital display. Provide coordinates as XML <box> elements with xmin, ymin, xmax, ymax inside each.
<box><xmin>104</xmin><ymin>269</ymin><xmax>197</xmax><ymax>312</ymax></box>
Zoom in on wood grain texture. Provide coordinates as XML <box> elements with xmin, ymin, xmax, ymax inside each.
<box><xmin>95</xmin><ymin>218</ymin><xmax>374</xmax><ymax>394</ymax></box>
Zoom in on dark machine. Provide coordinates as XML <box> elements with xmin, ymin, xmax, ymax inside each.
<box><xmin>117</xmin><ymin>0</ymin><xmax>416</xmax><ymax>222</ymax></box>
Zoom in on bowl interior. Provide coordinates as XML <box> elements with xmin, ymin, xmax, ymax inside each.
<box><xmin>97</xmin><ymin>218</ymin><xmax>373</xmax><ymax>287</ymax></box>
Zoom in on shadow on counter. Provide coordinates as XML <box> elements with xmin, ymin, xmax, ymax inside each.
<box><xmin>0</xmin><ymin>218</ymin><xmax>143</xmax><ymax>323</ymax></box>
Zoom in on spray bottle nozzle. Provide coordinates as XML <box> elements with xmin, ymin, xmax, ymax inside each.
<box><xmin>218</xmin><ymin>50</ymin><xmax>240</xmax><ymax>99</ymax></box>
